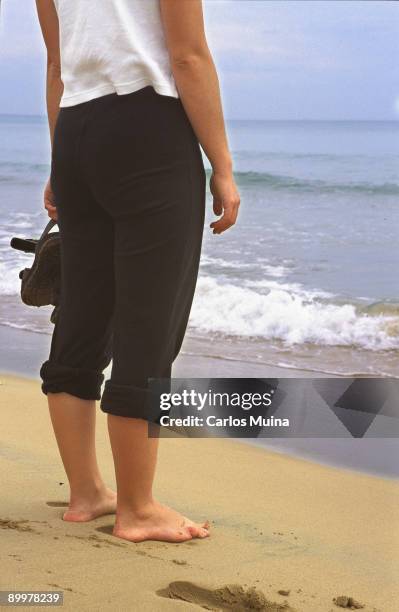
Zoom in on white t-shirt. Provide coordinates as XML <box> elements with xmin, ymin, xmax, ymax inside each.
<box><xmin>53</xmin><ymin>0</ymin><xmax>179</xmax><ymax>107</ymax></box>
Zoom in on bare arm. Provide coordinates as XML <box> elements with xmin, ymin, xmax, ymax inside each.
<box><xmin>36</xmin><ymin>0</ymin><xmax>62</xmax><ymax>219</ymax></box>
<box><xmin>160</xmin><ymin>0</ymin><xmax>240</xmax><ymax>233</ymax></box>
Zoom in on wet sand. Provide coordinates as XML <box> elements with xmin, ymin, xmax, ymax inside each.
<box><xmin>0</xmin><ymin>322</ymin><xmax>317</xmax><ymax>381</ymax></box>
<box><xmin>1</xmin><ymin>373</ymin><xmax>398</xmax><ymax>611</ymax></box>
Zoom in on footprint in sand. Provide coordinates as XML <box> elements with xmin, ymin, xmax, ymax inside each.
<box><xmin>47</xmin><ymin>583</ymin><xmax>74</xmax><ymax>593</ymax></box>
<box><xmin>0</xmin><ymin>518</ymin><xmax>35</xmax><ymax>533</ymax></box>
<box><xmin>66</xmin><ymin>532</ymin><xmax>126</xmax><ymax>548</ymax></box>
<box><xmin>158</xmin><ymin>581</ymin><xmax>295</xmax><ymax>611</ymax></box>
<box><xmin>46</xmin><ymin>501</ymin><xmax>69</xmax><ymax>508</ymax></box>
<box><xmin>333</xmin><ymin>596</ymin><xmax>365</xmax><ymax>609</ymax></box>
<box><xmin>172</xmin><ymin>559</ymin><xmax>188</xmax><ymax>566</ymax></box>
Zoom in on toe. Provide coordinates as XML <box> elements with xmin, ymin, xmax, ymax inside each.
<box><xmin>187</xmin><ymin>524</ymin><xmax>210</xmax><ymax>539</ymax></box>
<box><xmin>183</xmin><ymin>516</ymin><xmax>211</xmax><ymax>532</ymax></box>
<box><xmin>177</xmin><ymin>526</ymin><xmax>194</xmax><ymax>542</ymax></box>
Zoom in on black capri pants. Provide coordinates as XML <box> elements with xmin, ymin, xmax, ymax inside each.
<box><xmin>40</xmin><ymin>86</ymin><xmax>206</xmax><ymax>421</ymax></box>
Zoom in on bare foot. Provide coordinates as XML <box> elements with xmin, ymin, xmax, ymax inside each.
<box><xmin>113</xmin><ymin>501</ymin><xmax>210</xmax><ymax>543</ymax></box>
<box><xmin>63</xmin><ymin>487</ymin><xmax>117</xmax><ymax>522</ymax></box>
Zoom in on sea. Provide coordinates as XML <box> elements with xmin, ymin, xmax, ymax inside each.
<box><xmin>1</xmin><ymin>115</ymin><xmax>398</xmax><ymax>378</ymax></box>
<box><xmin>1</xmin><ymin>114</ymin><xmax>399</xmax><ymax>479</ymax></box>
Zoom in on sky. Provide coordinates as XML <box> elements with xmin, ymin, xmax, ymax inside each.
<box><xmin>0</xmin><ymin>0</ymin><xmax>398</xmax><ymax>120</ymax></box>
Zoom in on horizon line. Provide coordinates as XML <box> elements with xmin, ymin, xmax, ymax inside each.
<box><xmin>0</xmin><ymin>112</ymin><xmax>397</xmax><ymax>122</ymax></box>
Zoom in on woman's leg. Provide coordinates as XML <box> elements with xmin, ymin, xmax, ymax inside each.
<box><xmin>108</xmin><ymin>415</ymin><xmax>209</xmax><ymax>542</ymax></box>
<box><xmin>40</xmin><ymin>104</ymin><xmax>117</xmax><ymax>520</ymax></box>
<box><xmin>90</xmin><ymin>89</ymin><xmax>208</xmax><ymax>542</ymax></box>
<box><xmin>42</xmin><ymin>203</ymin><xmax>115</xmax><ymax>521</ymax></box>
<box><xmin>48</xmin><ymin>393</ymin><xmax>116</xmax><ymax>521</ymax></box>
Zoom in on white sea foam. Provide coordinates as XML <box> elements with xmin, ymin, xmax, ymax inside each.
<box><xmin>190</xmin><ymin>276</ymin><xmax>399</xmax><ymax>351</ymax></box>
<box><xmin>0</xmin><ymin>320</ymin><xmax>50</xmax><ymax>335</ymax></box>
<box><xmin>200</xmin><ymin>254</ymin><xmax>254</xmax><ymax>270</ymax></box>
<box><xmin>2</xmin><ymin>255</ymin><xmax>398</xmax><ymax>351</ymax></box>
<box><xmin>257</xmin><ymin>265</ymin><xmax>288</xmax><ymax>278</ymax></box>
<box><xmin>200</xmin><ymin>254</ymin><xmax>293</xmax><ymax>278</ymax></box>
<box><xmin>4</xmin><ymin>220</ymin><xmax>34</xmax><ymax>229</ymax></box>
<box><xmin>245</xmin><ymin>278</ymin><xmax>334</xmax><ymax>299</ymax></box>
<box><xmin>0</xmin><ymin>260</ymin><xmax>29</xmax><ymax>295</ymax></box>
<box><xmin>1</xmin><ymin>265</ymin><xmax>398</xmax><ymax>351</ymax></box>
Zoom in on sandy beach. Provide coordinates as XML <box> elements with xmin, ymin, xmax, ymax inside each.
<box><xmin>1</xmin><ymin>373</ymin><xmax>398</xmax><ymax>611</ymax></box>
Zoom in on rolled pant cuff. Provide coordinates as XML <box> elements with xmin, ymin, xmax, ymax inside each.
<box><xmin>40</xmin><ymin>360</ymin><xmax>104</xmax><ymax>400</ymax></box>
<box><xmin>100</xmin><ymin>380</ymin><xmax>161</xmax><ymax>422</ymax></box>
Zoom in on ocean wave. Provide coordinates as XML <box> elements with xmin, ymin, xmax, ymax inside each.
<box><xmin>190</xmin><ymin>276</ymin><xmax>399</xmax><ymax>351</ymax></box>
<box><xmin>0</xmin><ymin>161</ymin><xmax>50</xmax><ymax>183</ymax></box>
<box><xmin>232</xmin><ymin>149</ymin><xmax>399</xmax><ymax>163</ymax></box>
<box><xmin>214</xmin><ymin>170</ymin><xmax>399</xmax><ymax>195</ymax></box>
<box><xmin>2</xmin><ymin>260</ymin><xmax>398</xmax><ymax>351</ymax></box>
<box><xmin>1</xmin><ymin>159</ymin><xmax>397</xmax><ymax>196</ymax></box>
<box><xmin>245</xmin><ymin>278</ymin><xmax>334</xmax><ymax>300</ymax></box>
<box><xmin>200</xmin><ymin>255</ymin><xmax>292</xmax><ymax>279</ymax></box>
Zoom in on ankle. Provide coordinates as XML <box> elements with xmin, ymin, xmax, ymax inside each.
<box><xmin>69</xmin><ymin>480</ymin><xmax>108</xmax><ymax>502</ymax></box>
<box><xmin>116</xmin><ymin>498</ymin><xmax>156</xmax><ymax>522</ymax></box>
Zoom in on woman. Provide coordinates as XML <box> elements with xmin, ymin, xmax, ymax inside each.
<box><xmin>35</xmin><ymin>0</ymin><xmax>240</xmax><ymax>543</ymax></box>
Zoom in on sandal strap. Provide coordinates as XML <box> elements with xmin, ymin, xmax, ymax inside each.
<box><xmin>39</xmin><ymin>219</ymin><xmax>58</xmax><ymax>241</ymax></box>
<box><xmin>36</xmin><ymin>219</ymin><xmax>58</xmax><ymax>252</ymax></box>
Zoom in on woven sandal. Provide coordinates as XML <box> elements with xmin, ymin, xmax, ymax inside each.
<box><xmin>11</xmin><ymin>219</ymin><xmax>61</xmax><ymax>310</ymax></box>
